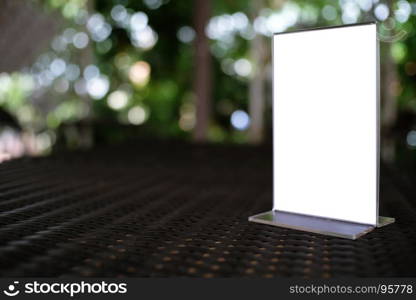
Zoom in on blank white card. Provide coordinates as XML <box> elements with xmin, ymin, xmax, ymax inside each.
<box><xmin>273</xmin><ymin>23</ymin><xmax>378</xmax><ymax>225</ymax></box>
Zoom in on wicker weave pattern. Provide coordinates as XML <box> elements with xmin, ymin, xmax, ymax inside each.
<box><xmin>0</xmin><ymin>143</ymin><xmax>415</xmax><ymax>277</ymax></box>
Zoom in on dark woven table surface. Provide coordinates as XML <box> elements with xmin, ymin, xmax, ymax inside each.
<box><xmin>0</xmin><ymin>142</ymin><xmax>415</xmax><ymax>278</ymax></box>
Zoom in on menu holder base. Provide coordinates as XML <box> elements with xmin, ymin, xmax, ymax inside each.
<box><xmin>249</xmin><ymin>210</ymin><xmax>394</xmax><ymax>240</ymax></box>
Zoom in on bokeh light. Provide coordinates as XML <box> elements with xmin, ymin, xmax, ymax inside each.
<box><xmin>234</xmin><ymin>59</ymin><xmax>252</xmax><ymax>78</ymax></box>
<box><xmin>86</xmin><ymin>75</ymin><xmax>109</xmax><ymax>99</ymax></box>
<box><xmin>72</xmin><ymin>32</ymin><xmax>89</xmax><ymax>49</ymax></box>
<box><xmin>65</xmin><ymin>64</ymin><xmax>81</xmax><ymax>81</ymax></box>
<box><xmin>407</xmin><ymin>130</ymin><xmax>416</xmax><ymax>147</ymax></box>
<box><xmin>231</xmin><ymin>110</ymin><xmax>250</xmax><ymax>131</ymax></box>
<box><xmin>87</xmin><ymin>13</ymin><xmax>112</xmax><ymax>42</ymax></box>
<box><xmin>50</xmin><ymin>59</ymin><xmax>66</xmax><ymax>77</ymax></box>
<box><xmin>395</xmin><ymin>0</ymin><xmax>411</xmax><ymax>23</ymax></box>
<box><xmin>128</xmin><ymin>106</ymin><xmax>147</xmax><ymax>125</ymax></box>
<box><xmin>321</xmin><ymin>5</ymin><xmax>337</xmax><ymax>21</ymax></box>
<box><xmin>130</xmin><ymin>26</ymin><xmax>158</xmax><ymax>50</ymax></box>
<box><xmin>111</xmin><ymin>5</ymin><xmax>128</xmax><ymax>23</ymax></box>
<box><xmin>179</xmin><ymin>102</ymin><xmax>196</xmax><ymax>131</ymax></box>
<box><xmin>130</xmin><ymin>12</ymin><xmax>148</xmax><ymax>31</ymax></box>
<box><xmin>129</xmin><ymin>61</ymin><xmax>151</xmax><ymax>87</ymax></box>
<box><xmin>144</xmin><ymin>0</ymin><xmax>163</xmax><ymax>10</ymax></box>
<box><xmin>107</xmin><ymin>90</ymin><xmax>129</xmax><ymax>110</ymax></box>
<box><xmin>177</xmin><ymin>26</ymin><xmax>196</xmax><ymax>43</ymax></box>
<box><xmin>374</xmin><ymin>3</ymin><xmax>390</xmax><ymax>21</ymax></box>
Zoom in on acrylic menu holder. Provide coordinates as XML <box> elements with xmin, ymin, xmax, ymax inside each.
<box><xmin>249</xmin><ymin>22</ymin><xmax>394</xmax><ymax>240</ymax></box>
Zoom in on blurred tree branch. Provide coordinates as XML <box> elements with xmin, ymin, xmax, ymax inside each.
<box><xmin>193</xmin><ymin>0</ymin><xmax>212</xmax><ymax>142</ymax></box>
<box><xmin>248</xmin><ymin>0</ymin><xmax>268</xmax><ymax>144</ymax></box>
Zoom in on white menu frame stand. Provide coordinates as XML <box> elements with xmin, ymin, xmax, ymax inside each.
<box><xmin>249</xmin><ymin>22</ymin><xmax>395</xmax><ymax>240</ymax></box>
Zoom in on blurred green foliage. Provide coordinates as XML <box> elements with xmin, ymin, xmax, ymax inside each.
<box><xmin>0</xmin><ymin>0</ymin><xmax>415</xmax><ymax>152</ymax></box>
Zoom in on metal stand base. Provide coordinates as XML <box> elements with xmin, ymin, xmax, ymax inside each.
<box><xmin>249</xmin><ymin>210</ymin><xmax>395</xmax><ymax>240</ymax></box>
